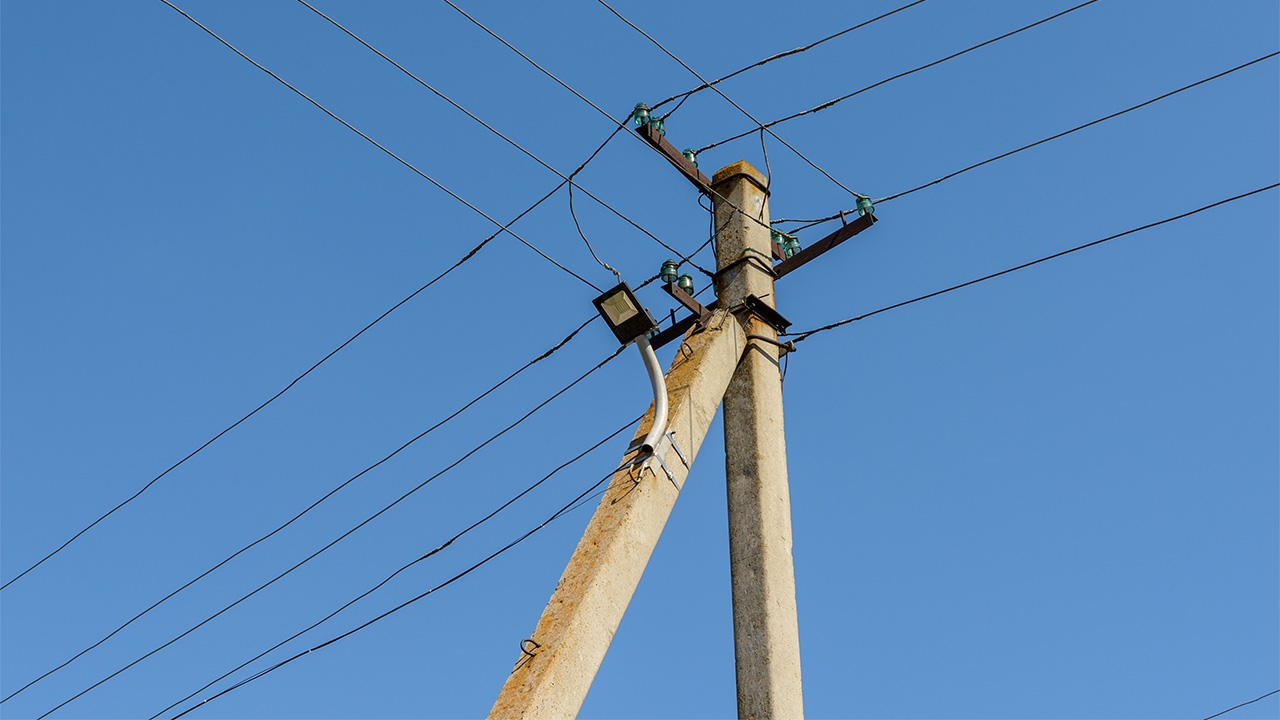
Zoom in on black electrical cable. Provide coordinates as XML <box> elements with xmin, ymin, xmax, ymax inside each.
<box><xmin>160</xmin><ymin>0</ymin><xmax>602</xmax><ymax>292</ymax></box>
<box><xmin>698</xmin><ymin>0</ymin><xmax>1101</xmax><ymax>153</ymax></box>
<box><xmin>297</xmin><ymin>0</ymin><xmax>711</xmax><ymax>278</ymax></box>
<box><xmin>596</xmin><ymin>0</ymin><xmax>870</xmax><ymax>205</ymax></box>
<box><xmin>165</xmin><ymin>458</ymin><xmax>637</xmax><ymax>719</ymax></box>
<box><xmin>568</xmin><ymin>181</ymin><xmax>622</xmax><ymax>281</ymax></box>
<box><xmin>160</xmin><ymin>0</ymin><xmax>599</xmax><ymax>288</ymax></box>
<box><xmin>437</xmin><ymin>0</ymin><xmax>773</xmax><ymax>240</ymax></box>
<box><xmin>37</xmin><ymin>345</ymin><xmax>627</xmax><ymax>718</ymax></box>
<box><xmin>651</xmin><ymin>0</ymin><xmax>929</xmax><ymax>116</ymax></box>
<box><xmin>1</xmin><ymin>315</ymin><xmax>602</xmax><ymax>705</ymax></box>
<box><xmin>1202</xmin><ymin>689</ymin><xmax>1280</xmax><ymax>720</ymax></box>
<box><xmin>0</xmin><ymin>21</ymin><xmax>631</xmax><ymax>597</ymax></box>
<box><xmin>772</xmin><ymin>50</ymin><xmax>1280</xmax><ymax>229</ymax></box>
<box><xmin>151</xmin><ymin>413</ymin><xmax>643</xmax><ymax>719</ymax></box>
<box><xmin>785</xmin><ymin>183</ymin><xmax>1279</xmax><ymax>342</ymax></box>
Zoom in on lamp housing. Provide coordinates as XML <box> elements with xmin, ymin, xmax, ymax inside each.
<box><xmin>593</xmin><ymin>281</ymin><xmax>658</xmax><ymax>345</ymax></box>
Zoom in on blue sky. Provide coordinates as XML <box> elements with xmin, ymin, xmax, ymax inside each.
<box><xmin>2</xmin><ymin>1</ymin><xmax>1277</xmax><ymax>718</ymax></box>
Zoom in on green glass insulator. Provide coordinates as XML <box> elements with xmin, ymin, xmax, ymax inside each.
<box><xmin>660</xmin><ymin>259</ymin><xmax>679</xmax><ymax>284</ymax></box>
<box><xmin>856</xmin><ymin>196</ymin><xmax>875</xmax><ymax>216</ymax></box>
<box><xmin>632</xmin><ymin>103</ymin><xmax>650</xmax><ymax>127</ymax></box>
<box><xmin>649</xmin><ymin>116</ymin><xmax>665</xmax><ymax>137</ymax></box>
<box><xmin>784</xmin><ymin>236</ymin><xmax>802</xmax><ymax>258</ymax></box>
<box><xmin>682</xmin><ymin>148</ymin><xmax>698</xmax><ymax>168</ymax></box>
<box><xmin>676</xmin><ymin>274</ymin><xmax>694</xmax><ymax>295</ymax></box>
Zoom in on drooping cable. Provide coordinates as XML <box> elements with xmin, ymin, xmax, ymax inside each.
<box><xmin>785</xmin><ymin>184</ymin><xmax>1279</xmax><ymax>342</ymax></box>
<box><xmin>159</xmin><ymin>0</ymin><xmax>601</xmax><ymax>292</ymax></box>
<box><xmin>596</xmin><ymin>0</ymin><xmax>869</xmax><ymax>204</ymax></box>
<box><xmin>698</xmin><ymin>0</ymin><xmax>1101</xmax><ymax>153</ymax></box>
<box><xmin>37</xmin><ymin>345</ymin><xmax>627</xmax><ymax>718</ymax></box>
<box><xmin>165</xmin><ymin>458</ymin><xmax>638</xmax><ymax>719</ymax></box>
<box><xmin>2</xmin><ymin>315</ymin><xmax>597</xmax><ymax>704</ymax></box>
<box><xmin>568</xmin><ymin>181</ymin><xmax>622</xmax><ymax>281</ymax></box>
<box><xmin>772</xmin><ymin>51</ymin><xmax>1280</xmax><ymax>229</ymax></box>
<box><xmin>650</xmin><ymin>0</ymin><xmax>929</xmax><ymax>116</ymax></box>
<box><xmin>151</xmin><ymin>413</ymin><xmax>643</xmax><ymax>719</ymax></box>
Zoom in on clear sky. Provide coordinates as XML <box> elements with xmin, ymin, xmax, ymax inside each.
<box><xmin>2</xmin><ymin>1</ymin><xmax>1277</xmax><ymax>718</ymax></box>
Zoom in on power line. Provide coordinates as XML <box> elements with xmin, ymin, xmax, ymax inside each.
<box><xmin>596</xmin><ymin>0</ymin><xmax>870</xmax><ymax>204</ymax></box>
<box><xmin>159</xmin><ymin>0</ymin><xmax>602</xmax><ymax>292</ymax></box>
<box><xmin>296</xmin><ymin>0</ymin><xmax>710</xmax><ymax>277</ymax></box>
<box><xmin>151</xmin><ymin>413</ymin><xmax>643</xmax><ymax>719</ymax></box>
<box><xmin>437</xmin><ymin>0</ymin><xmax>775</xmax><ymax>238</ymax></box>
<box><xmin>441</xmin><ymin>0</ymin><xmax>618</xmax><ymax>129</ymax></box>
<box><xmin>165</xmin><ymin>455</ymin><xmax>634</xmax><ymax>720</ymax></box>
<box><xmin>0</xmin><ymin>8</ymin><xmax>634</xmax><ymax>596</ymax></box>
<box><xmin>38</xmin><ymin>345</ymin><xmax>627</xmax><ymax>718</ymax></box>
<box><xmin>773</xmin><ymin>50</ymin><xmax>1280</xmax><ymax>229</ymax></box>
<box><xmin>1202</xmin><ymin>688</ymin><xmax>1280</xmax><ymax>720</ymax></box>
<box><xmin>568</xmin><ymin>182</ymin><xmax>622</xmax><ymax>280</ymax></box>
<box><xmin>650</xmin><ymin>0</ymin><xmax>929</xmax><ymax>116</ymax></box>
<box><xmin>698</xmin><ymin>0</ymin><xmax>1101</xmax><ymax>154</ymax></box>
<box><xmin>2</xmin><ymin>315</ymin><xmax>599</xmax><ymax>704</ymax></box>
<box><xmin>785</xmin><ymin>183</ymin><xmax>1279</xmax><ymax>342</ymax></box>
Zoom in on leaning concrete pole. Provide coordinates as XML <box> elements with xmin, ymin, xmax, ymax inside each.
<box><xmin>712</xmin><ymin>160</ymin><xmax>805</xmax><ymax>719</ymax></box>
<box><xmin>489</xmin><ymin>309</ymin><xmax>747</xmax><ymax>720</ymax></box>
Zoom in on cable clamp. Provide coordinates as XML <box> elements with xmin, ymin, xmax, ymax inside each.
<box><xmin>653</xmin><ymin>451</ymin><xmax>680</xmax><ymax>491</ymax></box>
<box><xmin>665</xmin><ymin>431</ymin><xmax>689</xmax><ymax>469</ymax></box>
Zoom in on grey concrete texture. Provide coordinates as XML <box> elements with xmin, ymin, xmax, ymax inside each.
<box><xmin>714</xmin><ymin>160</ymin><xmax>806</xmax><ymax>720</ymax></box>
<box><xmin>489</xmin><ymin>310</ymin><xmax>748</xmax><ymax>720</ymax></box>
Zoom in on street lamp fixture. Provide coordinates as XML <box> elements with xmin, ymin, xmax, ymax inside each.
<box><xmin>592</xmin><ymin>281</ymin><xmax>657</xmax><ymax>345</ymax></box>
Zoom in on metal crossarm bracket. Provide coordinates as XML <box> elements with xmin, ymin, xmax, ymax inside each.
<box><xmin>741</xmin><ymin>294</ymin><xmax>791</xmax><ymax>334</ymax></box>
<box><xmin>636</xmin><ymin>123</ymin><xmax>713</xmax><ymax>195</ymax></box>
<box><xmin>773</xmin><ymin>212</ymin><xmax>877</xmax><ymax>279</ymax></box>
<box><xmin>649</xmin><ymin>300</ymin><xmax>718</xmax><ymax>350</ymax></box>
<box><xmin>662</xmin><ymin>281</ymin><xmax>713</xmax><ymax>326</ymax></box>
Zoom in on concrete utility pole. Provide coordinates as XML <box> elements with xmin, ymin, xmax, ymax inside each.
<box><xmin>489</xmin><ymin>160</ymin><xmax>803</xmax><ymax>719</ymax></box>
<box><xmin>712</xmin><ymin>161</ymin><xmax>804</xmax><ymax>720</ymax></box>
<box><xmin>490</xmin><ymin>308</ymin><xmax>748</xmax><ymax>719</ymax></box>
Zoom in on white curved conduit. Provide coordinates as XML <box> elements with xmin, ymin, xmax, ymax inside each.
<box><xmin>635</xmin><ymin>335</ymin><xmax>668</xmax><ymax>455</ymax></box>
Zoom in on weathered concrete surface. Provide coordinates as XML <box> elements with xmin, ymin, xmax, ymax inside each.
<box><xmin>489</xmin><ymin>311</ymin><xmax>747</xmax><ymax>720</ymax></box>
<box><xmin>713</xmin><ymin>159</ymin><xmax>805</xmax><ymax>720</ymax></box>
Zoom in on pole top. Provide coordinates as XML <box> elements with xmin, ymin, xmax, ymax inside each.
<box><xmin>711</xmin><ymin>160</ymin><xmax>769</xmax><ymax>195</ymax></box>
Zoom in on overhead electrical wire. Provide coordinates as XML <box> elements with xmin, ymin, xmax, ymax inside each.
<box><xmin>595</xmin><ymin>0</ymin><xmax>870</xmax><ymax>205</ymax></box>
<box><xmin>165</xmin><ymin>456</ymin><xmax>641</xmax><ymax>719</ymax></box>
<box><xmin>650</xmin><ymin>0</ymin><xmax>929</xmax><ymax>116</ymax></box>
<box><xmin>1202</xmin><ymin>689</ymin><xmax>1280</xmax><ymax>720</ymax></box>
<box><xmin>772</xmin><ymin>50</ymin><xmax>1280</xmax><ymax>229</ymax></box>
<box><xmin>296</xmin><ymin>0</ymin><xmax>709</xmax><ymax>278</ymax></box>
<box><xmin>437</xmin><ymin>0</ymin><xmax>775</xmax><ymax>237</ymax></box>
<box><xmin>151</xmin><ymin>413</ymin><xmax>644</xmax><ymax>719</ymax></box>
<box><xmin>0</xmin><ymin>3</ymin><xmax>634</xmax><ymax>595</ymax></box>
<box><xmin>37</xmin><ymin>345</ymin><xmax>627</xmax><ymax>718</ymax></box>
<box><xmin>697</xmin><ymin>0</ymin><xmax>1101</xmax><ymax>154</ymax></box>
<box><xmin>784</xmin><ymin>183</ymin><xmax>1279</xmax><ymax>343</ymax></box>
<box><xmin>2</xmin><ymin>316</ymin><xmax>597</xmax><ymax>704</ymax></box>
<box><xmin>159</xmin><ymin>0</ymin><xmax>601</xmax><ymax>292</ymax></box>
